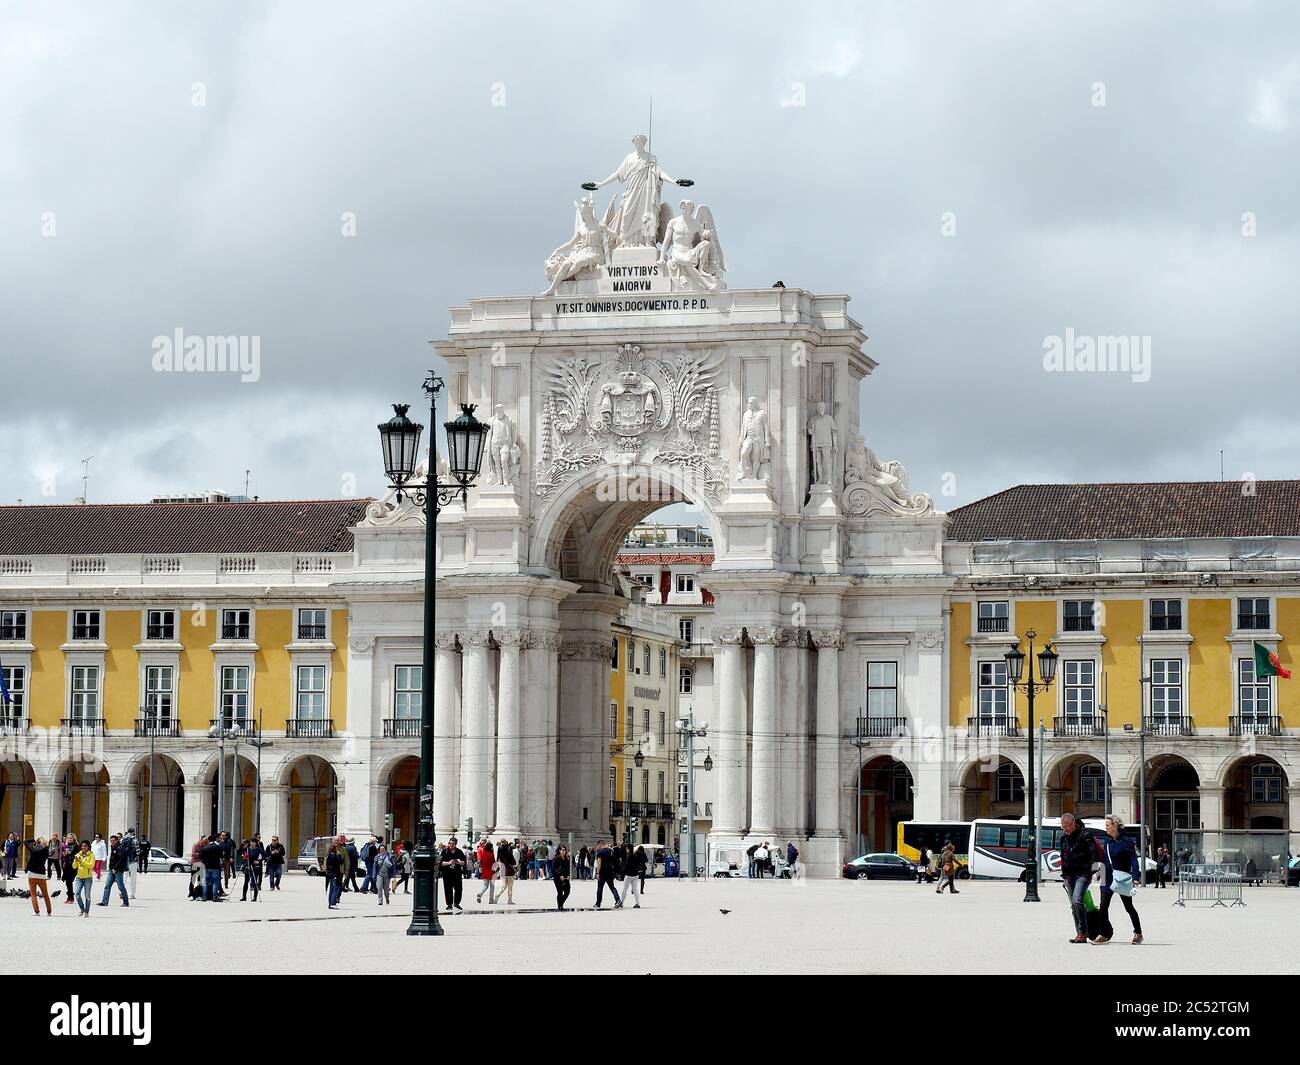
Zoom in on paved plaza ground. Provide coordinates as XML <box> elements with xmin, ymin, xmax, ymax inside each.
<box><xmin>4</xmin><ymin>872</ymin><xmax>1292</xmax><ymax>975</ymax></box>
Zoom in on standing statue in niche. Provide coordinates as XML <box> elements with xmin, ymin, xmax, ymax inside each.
<box><xmin>581</xmin><ymin>133</ymin><xmax>694</xmax><ymax>250</ymax></box>
<box><xmin>660</xmin><ymin>200</ymin><xmax>726</xmax><ymax>292</ymax></box>
<box><xmin>807</xmin><ymin>401</ymin><xmax>838</xmax><ymax>486</ymax></box>
<box><xmin>485</xmin><ymin>404</ymin><xmax>521</xmax><ymax>486</ymax></box>
<box><xmin>737</xmin><ymin>397</ymin><xmax>771</xmax><ymax>481</ymax></box>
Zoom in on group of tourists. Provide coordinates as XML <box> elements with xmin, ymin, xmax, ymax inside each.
<box><xmin>12</xmin><ymin>827</ymin><xmax>143</xmax><ymax>916</ymax></box>
<box><xmin>188</xmin><ymin>831</ymin><xmax>289</xmax><ymax>902</ymax></box>
<box><xmin>320</xmin><ymin>834</ymin><xmax>414</xmax><ymax>908</ymax></box>
<box><xmin>745</xmin><ymin>840</ymin><xmax>798</xmax><ymax>877</ymax></box>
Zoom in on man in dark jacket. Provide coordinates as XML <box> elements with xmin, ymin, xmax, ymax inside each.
<box><xmin>1059</xmin><ymin>813</ymin><xmax>1096</xmax><ymax>943</ymax></box>
<box><xmin>440</xmin><ymin>837</ymin><xmax>467</xmax><ymax>912</ymax></box>
<box><xmin>241</xmin><ymin>837</ymin><xmax>265</xmax><ymax>901</ymax></box>
<box><xmin>344</xmin><ymin>838</ymin><xmax>361</xmax><ymax>892</ymax></box>
<box><xmin>97</xmin><ymin>835</ymin><xmax>131</xmax><ymax>907</ymax></box>
<box><xmin>360</xmin><ymin>837</ymin><xmax>379</xmax><ymax>893</ymax></box>
<box><xmin>200</xmin><ymin>836</ymin><xmax>225</xmax><ymax>901</ymax></box>
<box><xmin>265</xmin><ymin>836</ymin><xmax>287</xmax><ymax>890</ymax></box>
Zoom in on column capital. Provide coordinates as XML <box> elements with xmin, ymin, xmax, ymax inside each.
<box><xmin>916</xmin><ymin>630</ymin><xmax>944</xmax><ymax>650</ymax></box>
<box><xmin>559</xmin><ymin>639</ymin><xmax>608</xmax><ymax>661</ymax></box>
<box><xmin>494</xmin><ymin>629</ymin><xmax>529</xmax><ymax>649</ymax></box>
<box><xmin>748</xmin><ymin>626</ymin><xmax>779</xmax><ymax>645</ymax></box>
<box><xmin>461</xmin><ymin>628</ymin><xmax>493</xmax><ymax>648</ymax></box>
<box><xmin>714</xmin><ymin>626</ymin><xmax>745</xmax><ymax>645</ymax></box>
<box><xmin>773</xmin><ymin>627</ymin><xmax>803</xmax><ymax>648</ymax></box>
<box><xmin>349</xmin><ymin>636</ymin><xmax>376</xmax><ymax>655</ymax></box>
<box><xmin>533</xmin><ymin>631</ymin><xmax>562</xmax><ymax>652</ymax></box>
<box><xmin>433</xmin><ymin>631</ymin><xmax>460</xmax><ymax>653</ymax></box>
<box><xmin>812</xmin><ymin>628</ymin><xmax>845</xmax><ymax>650</ymax></box>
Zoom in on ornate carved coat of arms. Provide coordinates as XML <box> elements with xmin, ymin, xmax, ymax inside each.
<box><xmin>535</xmin><ymin>343</ymin><xmax>726</xmax><ymax>501</ymax></box>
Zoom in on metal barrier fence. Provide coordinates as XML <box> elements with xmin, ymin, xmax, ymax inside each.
<box><xmin>1174</xmin><ymin>863</ymin><xmax>1246</xmax><ymax>907</ymax></box>
<box><xmin>1170</xmin><ymin>830</ymin><xmax>1297</xmax><ymax>885</ymax></box>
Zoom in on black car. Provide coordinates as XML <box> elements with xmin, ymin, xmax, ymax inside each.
<box><xmin>842</xmin><ymin>852</ymin><xmax>919</xmax><ymax>880</ymax></box>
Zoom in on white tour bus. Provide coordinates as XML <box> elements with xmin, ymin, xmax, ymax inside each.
<box><xmin>967</xmin><ymin>817</ymin><xmax>1154</xmax><ymax>881</ymax></box>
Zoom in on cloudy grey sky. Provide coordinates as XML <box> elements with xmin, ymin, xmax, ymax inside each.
<box><xmin>3</xmin><ymin>0</ymin><xmax>1298</xmax><ymax>511</ymax></box>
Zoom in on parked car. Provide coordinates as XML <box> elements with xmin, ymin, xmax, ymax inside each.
<box><xmin>146</xmin><ymin>846</ymin><xmax>191</xmax><ymax>873</ymax></box>
<box><xmin>842</xmin><ymin>852</ymin><xmax>919</xmax><ymax>880</ymax></box>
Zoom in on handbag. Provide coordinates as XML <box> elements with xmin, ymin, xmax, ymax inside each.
<box><xmin>1110</xmin><ymin>870</ymin><xmax>1134</xmax><ymax>896</ymax></box>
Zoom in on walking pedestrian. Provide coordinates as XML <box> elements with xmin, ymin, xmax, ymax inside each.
<box><xmin>97</xmin><ymin>834</ymin><xmax>130</xmax><ymax>907</ymax></box>
<box><xmin>577</xmin><ymin>845</ymin><xmax>589</xmax><ymax>881</ymax></box>
<box><xmin>241</xmin><ymin>837</ymin><xmax>264</xmax><ymax>901</ymax></box>
<box><xmin>594</xmin><ymin>839</ymin><xmax>622</xmax><ymax>909</ymax></box>
<box><xmin>2</xmin><ymin>832</ymin><xmax>18</xmax><ymax>878</ymax></box>
<box><xmin>360</xmin><ymin>836</ymin><xmax>379</xmax><ymax>894</ymax></box>
<box><xmin>136</xmin><ymin>833</ymin><xmax>150</xmax><ymax>874</ymax></box>
<box><xmin>344</xmin><ymin>837</ymin><xmax>361</xmax><ymax>893</ymax></box>
<box><xmin>1155</xmin><ymin>846</ymin><xmax>1170</xmax><ymax>889</ymax></box>
<box><xmin>552</xmin><ymin>845</ymin><xmax>572</xmax><ymax>910</ymax></box>
<box><xmin>61</xmin><ymin>835</ymin><xmax>78</xmax><ymax>904</ymax></box>
<box><xmin>90</xmin><ymin>833</ymin><xmax>108</xmax><ymax>880</ymax></box>
<box><xmin>199</xmin><ymin>835</ymin><xmax>224</xmax><ymax>902</ymax></box>
<box><xmin>440</xmin><ymin>837</ymin><xmax>466</xmax><ymax>912</ymax></box>
<box><xmin>71</xmin><ymin>841</ymin><xmax>95</xmax><ymax>916</ymax></box>
<box><xmin>218</xmin><ymin>831</ymin><xmax>234</xmax><ymax>889</ymax></box>
<box><xmin>121</xmin><ymin>828</ymin><xmax>139</xmax><ymax>899</ymax></box>
<box><xmin>265</xmin><ymin>836</ymin><xmax>286</xmax><ymax>890</ymax></box>
<box><xmin>475</xmin><ymin>838</ymin><xmax>497</xmax><ymax>904</ymax></box>
<box><xmin>623</xmin><ymin>845</ymin><xmax>645</xmax><ymax>908</ymax></box>
<box><xmin>25</xmin><ymin>836</ymin><xmax>53</xmax><ymax>916</ymax></box>
<box><xmin>325</xmin><ymin>841</ymin><xmax>344</xmax><ymax>909</ymax></box>
<box><xmin>1059</xmin><ymin>812</ymin><xmax>1096</xmax><ymax>944</ymax></box>
<box><xmin>396</xmin><ymin>843</ymin><xmax>413</xmax><ymax>894</ymax></box>
<box><xmin>917</xmin><ymin>845</ymin><xmax>931</xmax><ymax>884</ymax></box>
<box><xmin>935</xmin><ymin>839</ymin><xmax>960</xmax><ymax>895</ymax></box>
<box><xmin>786</xmin><ymin>841</ymin><xmax>799</xmax><ymax>879</ymax></box>
<box><xmin>498</xmin><ymin>838</ymin><xmax>517</xmax><ymax>904</ymax></box>
<box><xmin>47</xmin><ymin>832</ymin><xmax>63</xmax><ymax>879</ymax></box>
<box><xmin>372</xmin><ymin>844</ymin><xmax>393</xmax><ymax>906</ymax></box>
<box><xmin>1092</xmin><ymin>814</ymin><xmax>1143</xmax><ymax>945</ymax></box>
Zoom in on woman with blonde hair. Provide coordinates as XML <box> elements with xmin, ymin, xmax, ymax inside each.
<box><xmin>1093</xmin><ymin>813</ymin><xmax>1144</xmax><ymax>945</ymax></box>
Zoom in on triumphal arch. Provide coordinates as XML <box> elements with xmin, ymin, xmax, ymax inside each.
<box><xmin>355</xmin><ymin>135</ymin><xmax>948</xmax><ymax>875</ymax></box>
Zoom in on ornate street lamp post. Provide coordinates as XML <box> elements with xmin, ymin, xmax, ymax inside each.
<box><xmin>675</xmin><ymin>709</ymin><xmax>710</xmax><ymax>879</ymax></box>
<box><xmin>1005</xmin><ymin>629</ymin><xmax>1058</xmax><ymax>903</ymax></box>
<box><xmin>378</xmin><ymin>372</ymin><xmax>488</xmax><ymax>937</ymax></box>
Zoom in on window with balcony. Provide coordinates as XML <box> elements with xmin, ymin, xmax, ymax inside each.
<box><xmin>0</xmin><ymin>610</ymin><xmax>27</xmax><ymax>641</ymax></box>
<box><xmin>679</xmin><ymin>619</ymin><xmax>693</xmax><ymax>643</ymax></box>
<box><xmin>297</xmin><ymin>608</ymin><xmax>327</xmax><ymax>640</ymax></box>
<box><xmin>625</xmin><ymin>768</ymin><xmax>633</xmax><ymax>801</ymax></box>
<box><xmin>144</xmin><ymin>665</ymin><xmax>174</xmax><ymax>723</ymax></box>
<box><xmin>994</xmin><ymin>763</ymin><xmax>1024</xmax><ymax>804</ymax></box>
<box><xmin>866</xmin><ymin>662</ymin><xmax>898</xmax><ymax>724</ymax></box>
<box><xmin>1149</xmin><ymin>659</ymin><xmax>1183</xmax><ymax>730</ymax></box>
<box><xmin>1063</xmin><ymin>600</ymin><xmax>1095</xmax><ymax>632</ymax></box>
<box><xmin>70</xmin><ymin>665</ymin><xmax>99</xmax><ymax>721</ymax></box>
<box><xmin>679</xmin><ymin>666</ymin><xmax>693</xmax><ymax>694</ymax></box>
<box><xmin>72</xmin><ymin>609</ymin><xmax>101</xmax><ymax>640</ymax></box>
<box><xmin>1</xmin><ymin>665</ymin><xmax>25</xmax><ymax>720</ymax></box>
<box><xmin>1149</xmin><ymin>598</ymin><xmax>1182</xmax><ymax>631</ymax></box>
<box><xmin>609</xmin><ymin>766</ymin><xmax>617</xmax><ymax>801</ymax></box>
<box><xmin>976</xmin><ymin>601</ymin><xmax>1008</xmax><ymax>633</ymax></box>
<box><xmin>219</xmin><ymin>665</ymin><xmax>250</xmax><ymax>725</ymax></box>
<box><xmin>659</xmin><ymin>647</ymin><xmax>667</xmax><ymax>677</ymax></box>
<box><xmin>641</xmin><ymin>769</ymin><xmax>649</xmax><ymax>802</ymax></box>
<box><xmin>1062</xmin><ymin>660</ymin><xmax>1095</xmax><ymax>726</ymax></box>
<box><xmin>394</xmin><ymin>666</ymin><xmax>421</xmax><ymax>718</ymax></box>
<box><xmin>221</xmin><ymin>609</ymin><xmax>251</xmax><ymax>640</ymax></box>
<box><xmin>676</xmin><ymin>573</ymin><xmax>695</xmax><ymax>594</ymax></box>
<box><xmin>1238</xmin><ymin>597</ymin><xmax>1270</xmax><ymax>631</ymax></box>
<box><xmin>296</xmin><ymin>665</ymin><xmax>327</xmax><ymax>720</ymax></box>
<box><xmin>146</xmin><ymin>608</ymin><xmax>176</xmax><ymax>641</ymax></box>
<box><xmin>1251</xmin><ymin>762</ymin><xmax>1282</xmax><ymax>803</ymax></box>
<box><xmin>1237</xmin><ymin>658</ymin><xmax>1271</xmax><ymax>725</ymax></box>
<box><xmin>977</xmin><ymin>661</ymin><xmax>1009</xmax><ymax>724</ymax></box>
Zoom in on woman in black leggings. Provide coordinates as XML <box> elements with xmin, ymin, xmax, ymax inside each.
<box><xmin>1096</xmin><ymin>815</ymin><xmax>1143</xmax><ymax>945</ymax></box>
<box><xmin>552</xmin><ymin>845</ymin><xmax>572</xmax><ymax>911</ymax></box>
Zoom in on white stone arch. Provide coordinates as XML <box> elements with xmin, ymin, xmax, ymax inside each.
<box><xmin>1210</xmin><ymin>749</ymin><xmax>1295</xmax><ymax>790</ymax></box>
<box><xmin>1117</xmin><ymin>745</ymin><xmax>1204</xmax><ymax>790</ymax></box>
<box><xmin>527</xmin><ymin>460</ymin><xmax>727</xmax><ymax>583</ymax></box>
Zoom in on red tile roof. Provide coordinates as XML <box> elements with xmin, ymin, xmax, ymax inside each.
<box><xmin>947</xmin><ymin>481</ymin><xmax>1300</xmax><ymax>542</ymax></box>
<box><xmin>616</xmin><ymin>552</ymin><xmax>715</xmax><ymax>565</ymax></box>
<box><xmin>0</xmin><ymin>499</ymin><xmax>373</xmax><ymax>555</ymax></box>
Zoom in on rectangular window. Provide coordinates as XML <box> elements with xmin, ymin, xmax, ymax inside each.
<box><xmin>866</xmin><ymin>661</ymin><xmax>898</xmax><ymax>719</ymax></box>
<box><xmin>1149</xmin><ymin>598</ymin><xmax>1182</xmax><ymax>631</ymax></box>
<box><xmin>146</xmin><ymin>609</ymin><xmax>176</xmax><ymax>641</ymax></box>
<box><xmin>643</xmin><ymin>645</ymin><xmax>651</xmax><ymax>675</ymax></box>
<box><xmin>296</xmin><ymin>665</ymin><xmax>326</xmax><ymax>719</ymax></box>
<box><xmin>220</xmin><ymin>665</ymin><xmax>250</xmax><ymax>724</ymax></box>
<box><xmin>610</xmin><ymin>702</ymin><xmax>618</xmax><ymax>738</ymax></box>
<box><xmin>657</xmin><ymin>773</ymin><xmax>666</xmax><ymax>805</ymax></box>
<box><xmin>658</xmin><ymin>711</ymin><xmax>666</xmax><ymax>745</ymax></box>
<box><xmin>609</xmin><ymin>766</ymin><xmax>617</xmax><ymax>801</ymax></box>
<box><xmin>625</xmin><ymin>768</ymin><xmax>633</xmax><ymax>802</ymax></box>
<box><xmin>977</xmin><ymin>661</ymin><xmax>1009</xmax><ymax>722</ymax></box>
<box><xmin>1063</xmin><ymin>600</ymin><xmax>1095</xmax><ymax>632</ymax></box>
<box><xmin>642</xmin><ymin>770</ymin><xmax>649</xmax><ymax>803</ymax></box>
<box><xmin>297</xmin><ymin>608</ymin><xmax>327</xmax><ymax>640</ymax></box>
<box><xmin>626</xmin><ymin>706</ymin><xmax>635</xmax><ymax>740</ymax></box>
<box><xmin>394</xmin><ymin>666</ymin><xmax>421</xmax><ymax>718</ymax></box>
<box><xmin>1252</xmin><ymin>763</ymin><xmax>1282</xmax><ymax>803</ymax></box>
<box><xmin>676</xmin><ymin>573</ymin><xmax>695</xmax><ymax>594</ymax></box>
<box><xmin>679</xmin><ymin>619</ymin><xmax>693</xmax><ymax>643</ymax></box>
<box><xmin>144</xmin><ymin>665</ymin><xmax>174</xmax><ymax>722</ymax></box>
<box><xmin>643</xmin><ymin>708</ymin><xmax>650</xmax><ymax>737</ymax></box>
<box><xmin>0</xmin><ymin>610</ymin><xmax>28</xmax><ymax>641</ymax></box>
<box><xmin>1238</xmin><ymin>658</ymin><xmax>1271</xmax><ymax>723</ymax></box>
<box><xmin>678</xmin><ymin>666</ymin><xmax>693</xmax><ymax>694</ymax></box>
<box><xmin>71</xmin><ymin>665</ymin><xmax>99</xmax><ymax>720</ymax></box>
<box><xmin>1079</xmin><ymin>763</ymin><xmax>1106</xmax><ymax>804</ymax></box>
<box><xmin>976</xmin><ymin>601</ymin><xmax>1009</xmax><ymax>633</ymax></box>
<box><xmin>1238</xmin><ymin>597</ymin><xmax>1270</xmax><ymax>631</ymax></box>
<box><xmin>659</xmin><ymin>647</ymin><xmax>667</xmax><ymax>677</ymax></box>
<box><xmin>1149</xmin><ymin>659</ymin><xmax>1183</xmax><ymax>729</ymax></box>
<box><xmin>1062</xmin><ymin>660</ymin><xmax>1095</xmax><ymax>722</ymax></box>
<box><xmin>610</xmin><ymin>638</ymin><xmax>619</xmax><ymax>669</ymax></box>
<box><xmin>72</xmin><ymin>609</ymin><xmax>101</xmax><ymax>640</ymax></box>
<box><xmin>1</xmin><ymin>665</ymin><xmax>25</xmax><ymax>718</ymax></box>
<box><xmin>221</xmin><ymin>609</ymin><xmax>251</xmax><ymax>640</ymax></box>
<box><xmin>627</xmin><ymin>640</ymin><xmax>635</xmax><ymax>673</ymax></box>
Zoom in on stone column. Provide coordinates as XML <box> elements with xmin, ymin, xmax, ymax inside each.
<box><xmin>258</xmin><ymin>784</ymin><xmax>284</xmax><ymax>843</ymax></box>
<box><xmin>543</xmin><ymin>633</ymin><xmax>562</xmax><ymax>837</ymax></box>
<box><xmin>341</xmin><ymin>635</ymin><xmax>376</xmax><ymax>838</ymax></box>
<box><xmin>34</xmin><ymin>782</ymin><xmax>61</xmax><ymax>839</ymax></box>
<box><xmin>185</xmin><ymin>784</ymin><xmax>211</xmax><ymax>843</ymax></box>
<box><xmin>433</xmin><ymin>633</ymin><xmax>461</xmax><ymax>836</ymax></box>
<box><xmin>522</xmin><ymin>631</ymin><xmax>557</xmax><ymax>836</ymax></box>
<box><xmin>813</xmin><ymin>629</ymin><xmax>844</xmax><ymax>837</ymax></box>
<box><xmin>556</xmin><ymin>638</ymin><xmax>608</xmax><ymax>838</ymax></box>
<box><xmin>749</xmin><ymin>627</ymin><xmax>779</xmax><ymax>838</ymax></box>
<box><xmin>712</xmin><ymin>627</ymin><xmax>747</xmax><ymax>835</ymax></box>
<box><xmin>1109</xmin><ymin>786</ymin><xmax>1137</xmax><ymax>825</ymax></box>
<box><xmin>1200</xmin><ymin>786</ymin><xmax>1224</xmax><ymax>833</ymax></box>
<box><xmin>912</xmin><ymin>630</ymin><xmax>945</xmax><ymax>821</ymax></box>
<box><xmin>493</xmin><ymin>630</ymin><xmax>525</xmax><ymax>836</ymax></box>
<box><xmin>459</xmin><ymin>629</ymin><xmax>494</xmax><ymax>833</ymax></box>
<box><xmin>775</xmin><ymin>628</ymin><xmax>803</xmax><ymax>835</ymax></box>
<box><xmin>108</xmin><ymin>783</ymin><xmax>133</xmax><ymax>836</ymax></box>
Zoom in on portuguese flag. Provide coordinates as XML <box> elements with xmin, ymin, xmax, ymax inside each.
<box><xmin>1254</xmin><ymin>642</ymin><xmax>1292</xmax><ymax>680</ymax></box>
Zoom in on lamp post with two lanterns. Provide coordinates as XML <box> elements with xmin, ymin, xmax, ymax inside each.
<box><xmin>1004</xmin><ymin>629</ymin><xmax>1059</xmax><ymax>903</ymax></box>
<box><xmin>377</xmin><ymin>371</ymin><xmax>488</xmax><ymax>937</ymax></box>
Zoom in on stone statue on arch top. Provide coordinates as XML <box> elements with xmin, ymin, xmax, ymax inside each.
<box><xmin>581</xmin><ymin>133</ymin><xmax>693</xmax><ymax>251</ymax></box>
<box><xmin>660</xmin><ymin>200</ymin><xmax>725</xmax><ymax>293</ymax></box>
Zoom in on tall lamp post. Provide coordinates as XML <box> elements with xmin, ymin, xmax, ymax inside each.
<box><xmin>245</xmin><ymin>707</ymin><xmax>273</xmax><ymax>836</ymax></box>
<box><xmin>610</xmin><ymin>744</ymin><xmax>646</xmax><ymax>844</ymax></box>
<box><xmin>208</xmin><ymin>721</ymin><xmax>244</xmax><ymax>835</ymax></box>
<box><xmin>1005</xmin><ymin>629</ymin><xmax>1059</xmax><ymax>903</ymax></box>
<box><xmin>142</xmin><ymin>704</ymin><xmax>155</xmax><ymax>872</ymax></box>
<box><xmin>378</xmin><ymin>372</ymin><xmax>488</xmax><ymax>937</ymax></box>
<box><xmin>675</xmin><ymin>709</ymin><xmax>710</xmax><ymax>879</ymax></box>
<box><xmin>1125</xmin><ymin>673</ymin><xmax>1152</xmax><ymax>885</ymax></box>
<box><xmin>850</xmin><ymin>714</ymin><xmax>868</xmax><ymax>858</ymax></box>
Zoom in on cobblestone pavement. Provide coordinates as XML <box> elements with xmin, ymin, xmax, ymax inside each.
<box><xmin>3</xmin><ymin>872</ymin><xmax>1289</xmax><ymax>974</ymax></box>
